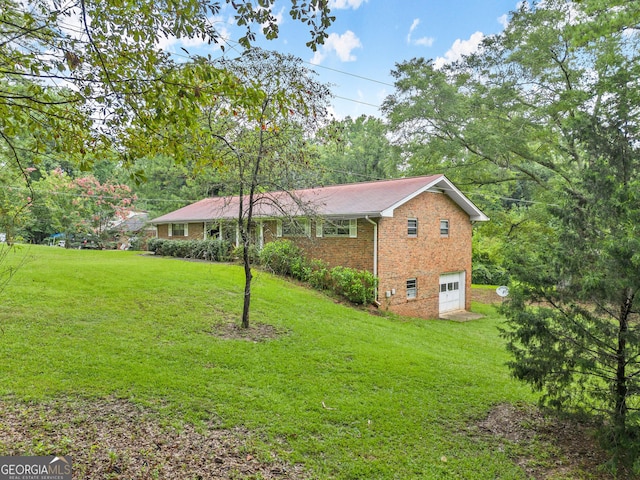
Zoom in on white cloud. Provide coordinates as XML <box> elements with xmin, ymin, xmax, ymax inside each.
<box><xmin>414</xmin><ymin>36</ymin><xmax>435</xmax><ymax>47</ymax></box>
<box><xmin>498</xmin><ymin>14</ymin><xmax>509</xmax><ymax>29</ymax></box>
<box><xmin>329</xmin><ymin>0</ymin><xmax>368</xmax><ymax>9</ymax></box>
<box><xmin>434</xmin><ymin>31</ymin><xmax>484</xmax><ymax>69</ymax></box>
<box><xmin>406</xmin><ymin>18</ymin><xmax>435</xmax><ymax>48</ymax></box>
<box><xmin>310</xmin><ymin>30</ymin><xmax>362</xmax><ymax>64</ymax></box>
<box><xmin>273</xmin><ymin>7</ymin><xmax>285</xmax><ymax>25</ymax></box>
<box><xmin>407</xmin><ymin>18</ymin><xmax>420</xmax><ymax>43</ymax></box>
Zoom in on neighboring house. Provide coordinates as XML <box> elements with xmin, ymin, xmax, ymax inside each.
<box><xmin>111</xmin><ymin>211</ymin><xmax>154</xmax><ymax>249</ymax></box>
<box><xmin>150</xmin><ymin>175</ymin><xmax>489</xmax><ymax>319</ymax></box>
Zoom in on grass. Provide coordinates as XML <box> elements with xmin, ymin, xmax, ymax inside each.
<box><xmin>0</xmin><ymin>245</ymin><xmax>537</xmax><ymax>478</ymax></box>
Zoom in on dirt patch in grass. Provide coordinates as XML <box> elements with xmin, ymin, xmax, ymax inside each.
<box><xmin>0</xmin><ymin>397</ymin><xmax>306</xmax><ymax>479</ymax></box>
<box><xmin>211</xmin><ymin>322</ymin><xmax>287</xmax><ymax>342</ymax></box>
<box><xmin>474</xmin><ymin>403</ymin><xmax>619</xmax><ymax>479</ymax></box>
<box><xmin>472</xmin><ymin>286</ymin><xmax>504</xmax><ymax>305</ymax></box>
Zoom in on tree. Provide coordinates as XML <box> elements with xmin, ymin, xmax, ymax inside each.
<box><xmin>1</xmin><ymin>0</ymin><xmax>335</xmax><ymax>177</ymax></box>
<box><xmin>143</xmin><ymin>49</ymin><xmax>331</xmax><ymax>328</ymax></box>
<box><xmin>383</xmin><ymin>0</ymin><xmax>640</xmax><ymax>460</ymax></box>
<box><xmin>33</xmin><ymin>169</ymin><xmax>137</xmax><ymax>247</ymax></box>
<box><xmin>311</xmin><ymin>115</ymin><xmax>401</xmax><ymax>185</ymax></box>
<box><xmin>0</xmin><ymin>161</ymin><xmax>34</xmax><ymax>245</ymax></box>
<box><xmin>116</xmin><ymin>154</ymin><xmax>231</xmax><ymax>219</ymax></box>
<box><xmin>1</xmin><ymin>0</ymin><xmax>335</xmax><ymax>298</ymax></box>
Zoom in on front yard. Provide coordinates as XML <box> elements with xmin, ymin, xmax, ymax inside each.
<box><xmin>0</xmin><ymin>246</ymin><xmax>611</xmax><ymax>479</ymax></box>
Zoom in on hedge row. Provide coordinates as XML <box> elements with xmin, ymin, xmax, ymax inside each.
<box><xmin>260</xmin><ymin>240</ymin><xmax>378</xmax><ymax>305</ymax></box>
<box><xmin>147</xmin><ymin>238</ymin><xmax>233</xmax><ymax>262</ymax></box>
<box><xmin>148</xmin><ymin>238</ymin><xmax>378</xmax><ymax>306</ymax></box>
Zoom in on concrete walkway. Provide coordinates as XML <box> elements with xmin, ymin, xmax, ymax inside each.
<box><xmin>439</xmin><ymin>310</ymin><xmax>484</xmax><ymax>322</ymax></box>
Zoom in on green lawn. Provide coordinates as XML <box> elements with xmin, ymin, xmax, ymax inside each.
<box><xmin>0</xmin><ymin>246</ymin><xmax>539</xmax><ymax>478</ymax></box>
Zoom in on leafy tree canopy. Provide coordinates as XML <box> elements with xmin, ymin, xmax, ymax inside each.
<box><xmin>311</xmin><ymin>115</ymin><xmax>401</xmax><ymax>186</ymax></box>
<box><xmin>0</xmin><ymin>0</ymin><xmax>334</xmax><ymax>178</ymax></box>
<box><xmin>384</xmin><ymin>0</ymin><xmax>640</xmax><ymax>463</ymax></box>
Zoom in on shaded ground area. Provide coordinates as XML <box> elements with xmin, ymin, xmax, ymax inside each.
<box><xmin>472</xmin><ymin>403</ymin><xmax>619</xmax><ymax>479</ymax></box>
<box><xmin>0</xmin><ymin>396</ymin><xmax>624</xmax><ymax>479</ymax></box>
<box><xmin>211</xmin><ymin>321</ymin><xmax>287</xmax><ymax>342</ymax></box>
<box><xmin>0</xmin><ymin>398</ymin><xmax>307</xmax><ymax>479</ymax></box>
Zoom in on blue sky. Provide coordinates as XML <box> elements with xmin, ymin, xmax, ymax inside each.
<box><xmin>161</xmin><ymin>0</ymin><xmax>522</xmax><ymax>119</ymax></box>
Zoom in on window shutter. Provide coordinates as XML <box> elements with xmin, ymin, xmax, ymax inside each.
<box><xmin>316</xmin><ymin>220</ymin><xmax>323</xmax><ymax>237</ymax></box>
<box><xmin>184</xmin><ymin>223</ymin><xmax>189</xmax><ymax>237</ymax></box>
<box><xmin>168</xmin><ymin>224</ymin><xmax>173</xmax><ymax>237</ymax></box>
<box><xmin>276</xmin><ymin>220</ymin><xmax>282</xmax><ymax>237</ymax></box>
<box><xmin>304</xmin><ymin>219</ymin><xmax>311</xmax><ymax>237</ymax></box>
<box><xmin>349</xmin><ymin>219</ymin><xmax>358</xmax><ymax>238</ymax></box>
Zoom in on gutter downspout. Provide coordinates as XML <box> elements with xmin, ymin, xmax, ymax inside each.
<box><xmin>365</xmin><ymin>216</ymin><xmax>380</xmax><ymax>306</ymax></box>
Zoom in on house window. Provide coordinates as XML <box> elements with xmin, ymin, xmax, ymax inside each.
<box><xmin>440</xmin><ymin>219</ymin><xmax>449</xmax><ymax>237</ymax></box>
<box><xmin>318</xmin><ymin>219</ymin><xmax>357</xmax><ymax>238</ymax></box>
<box><xmin>407</xmin><ymin>218</ymin><xmax>418</xmax><ymax>237</ymax></box>
<box><xmin>407</xmin><ymin>278</ymin><xmax>417</xmax><ymax>299</ymax></box>
<box><xmin>277</xmin><ymin>219</ymin><xmax>310</xmax><ymax>237</ymax></box>
<box><xmin>169</xmin><ymin>223</ymin><xmax>187</xmax><ymax>237</ymax></box>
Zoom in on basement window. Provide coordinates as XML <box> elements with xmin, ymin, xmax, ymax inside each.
<box><xmin>407</xmin><ymin>218</ymin><xmax>418</xmax><ymax>237</ymax></box>
<box><xmin>440</xmin><ymin>219</ymin><xmax>449</xmax><ymax>237</ymax></box>
<box><xmin>406</xmin><ymin>278</ymin><xmax>417</xmax><ymax>299</ymax></box>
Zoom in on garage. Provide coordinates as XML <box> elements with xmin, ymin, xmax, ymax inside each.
<box><xmin>439</xmin><ymin>272</ymin><xmax>466</xmax><ymax>313</ymax></box>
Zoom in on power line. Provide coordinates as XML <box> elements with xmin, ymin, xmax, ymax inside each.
<box><xmin>334</xmin><ymin>95</ymin><xmax>381</xmax><ymax>109</ymax></box>
<box><xmin>305</xmin><ymin>61</ymin><xmax>394</xmax><ymax>88</ymax></box>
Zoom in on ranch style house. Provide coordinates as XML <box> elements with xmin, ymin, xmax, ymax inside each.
<box><xmin>150</xmin><ymin>175</ymin><xmax>489</xmax><ymax>319</ymax></box>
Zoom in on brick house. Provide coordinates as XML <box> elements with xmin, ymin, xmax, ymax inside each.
<box><xmin>150</xmin><ymin>175</ymin><xmax>488</xmax><ymax>319</ymax></box>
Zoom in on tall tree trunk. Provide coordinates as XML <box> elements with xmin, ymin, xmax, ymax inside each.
<box><xmin>239</xmin><ymin>100</ymin><xmax>268</xmax><ymax>329</ymax></box>
<box><xmin>241</xmin><ymin>229</ymin><xmax>252</xmax><ymax>329</ymax></box>
<box><xmin>614</xmin><ymin>292</ymin><xmax>633</xmax><ymax>435</ymax></box>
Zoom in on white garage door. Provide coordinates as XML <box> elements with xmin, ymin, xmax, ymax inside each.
<box><xmin>439</xmin><ymin>272</ymin><xmax>465</xmax><ymax>313</ymax></box>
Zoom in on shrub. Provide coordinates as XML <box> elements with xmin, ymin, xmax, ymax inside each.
<box><xmin>259</xmin><ymin>240</ymin><xmax>305</xmax><ymax>277</ymax></box>
<box><xmin>306</xmin><ymin>259</ymin><xmax>331</xmax><ymax>290</ymax></box>
<box><xmin>472</xmin><ymin>261</ymin><xmax>509</xmax><ymax>285</ymax></box>
<box><xmin>202</xmin><ymin>239</ymin><xmax>233</xmax><ymax>261</ymax></box>
<box><xmin>231</xmin><ymin>244</ymin><xmax>261</xmax><ymax>264</ymax></box>
<box><xmin>151</xmin><ymin>238</ymin><xmax>378</xmax><ymax>307</ymax></box>
<box><xmin>147</xmin><ymin>238</ymin><xmax>163</xmax><ymax>254</ymax></box>
<box><xmin>260</xmin><ymin>240</ymin><xmax>377</xmax><ymax>305</ymax></box>
<box><xmin>329</xmin><ymin>266</ymin><xmax>378</xmax><ymax>305</ymax></box>
<box><xmin>147</xmin><ymin>238</ymin><xmax>232</xmax><ymax>261</ymax></box>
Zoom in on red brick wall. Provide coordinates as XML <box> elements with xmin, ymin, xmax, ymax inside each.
<box><xmin>156</xmin><ymin>224</ymin><xmax>168</xmax><ymax>238</ymax></box>
<box><xmin>155</xmin><ymin>222</ymin><xmax>205</xmax><ymax>240</ymax></box>
<box><xmin>377</xmin><ymin>192</ymin><xmax>472</xmax><ymax>319</ymax></box>
<box><xmin>262</xmin><ymin>219</ymin><xmax>375</xmax><ymax>271</ymax></box>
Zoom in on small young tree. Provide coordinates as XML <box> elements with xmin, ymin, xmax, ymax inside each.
<box><xmin>139</xmin><ymin>49</ymin><xmax>331</xmax><ymax>328</ymax></box>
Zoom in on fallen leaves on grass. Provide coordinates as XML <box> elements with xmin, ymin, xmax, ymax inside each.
<box><xmin>0</xmin><ymin>397</ymin><xmax>307</xmax><ymax>479</ymax></box>
<box><xmin>473</xmin><ymin>403</ymin><xmax>616</xmax><ymax>479</ymax></box>
<box><xmin>211</xmin><ymin>322</ymin><xmax>287</xmax><ymax>342</ymax></box>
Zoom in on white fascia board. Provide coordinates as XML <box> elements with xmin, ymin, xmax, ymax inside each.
<box><xmin>150</xmin><ymin>218</ymin><xmax>210</xmax><ymax>225</ymax></box>
<box><xmin>379</xmin><ymin>176</ymin><xmax>490</xmax><ymax>221</ymax></box>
